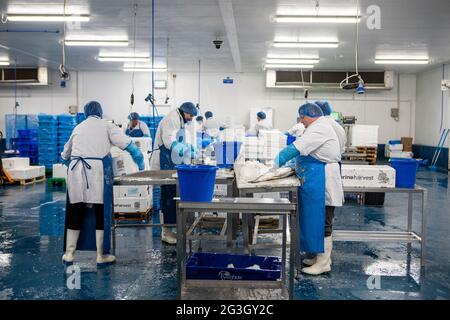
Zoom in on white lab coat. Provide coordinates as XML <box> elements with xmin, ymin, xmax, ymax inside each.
<box><xmin>150</xmin><ymin>108</ymin><xmax>185</xmax><ymax>170</ymax></box>
<box><xmin>293</xmin><ymin>117</ymin><xmax>344</xmax><ymax>207</ymax></box>
<box><xmin>287</xmin><ymin>122</ymin><xmax>306</xmax><ymax>137</ymax></box>
<box><xmin>248</xmin><ymin>118</ymin><xmax>272</xmax><ymax>136</ymax></box>
<box><xmin>204</xmin><ymin>118</ymin><xmax>221</xmax><ymax>138</ymax></box>
<box><xmin>123</xmin><ymin>120</ymin><xmax>150</xmax><ymax>137</ymax></box>
<box><xmin>324</xmin><ymin>116</ymin><xmax>347</xmax><ymax>154</ymax></box>
<box><xmin>62</xmin><ymin>116</ymin><xmax>131</xmax><ymax>204</ymax></box>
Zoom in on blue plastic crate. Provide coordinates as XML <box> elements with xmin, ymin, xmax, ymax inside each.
<box><xmin>186</xmin><ymin>252</ymin><xmax>281</xmax><ymax>281</ymax></box>
<box><xmin>38</xmin><ymin>114</ymin><xmax>58</xmax><ymax>122</ymax></box>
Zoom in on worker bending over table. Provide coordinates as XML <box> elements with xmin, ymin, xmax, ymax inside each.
<box><xmin>274</xmin><ymin>102</ymin><xmax>344</xmax><ymax>275</ymax></box>
<box><xmin>124</xmin><ymin>112</ymin><xmax>150</xmax><ymax>137</ymax></box>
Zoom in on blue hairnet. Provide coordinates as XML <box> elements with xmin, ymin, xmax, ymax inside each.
<box><xmin>196</xmin><ymin>116</ymin><xmax>204</xmax><ymax>121</ymax></box>
<box><xmin>257</xmin><ymin>111</ymin><xmax>266</xmax><ymax>120</ymax></box>
<box><xmin>84</xmin><ymin>101</ymin><xmax>103</xmax><ymax>118</ymax></box>
<box><xmin>180</xmin><ymin>102</ymin><xmax>198</xmax><ymax>116</ymax></box>
<box><xmin>129</xmin><ymin>112</ymin><xmax>140</xmax><ymax>120</ymax></box>
<box><xmin>298</xmin><ymin>103</ymin><xmax>323</xmax><ymax>118</ymax></box>
<box><xmin>314</xmin><ymin>101</ymin><xmax>333</xmax><ymax>116</ymax></box>
<box><xmin>205</xmin><ymin>111</ymin><xmax>213</xmax><ymax>119</ymax></box>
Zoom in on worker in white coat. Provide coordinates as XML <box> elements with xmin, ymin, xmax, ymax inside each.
<box><xmin>286</xmin><ymin>116</ymin><xmax>306</xmax><ymax>137</ymax></box>
<box><xmin>203</xmin><ymin>111</ymin><xmax>221</xmax><ymax>138</ymax></box>
<box><xmin>123</xmin><ymin>112</ymin><xmax>151</xmax><ymax>137</ymax></box>
<box><xmin>61</xmin><ymin>101</ymin><xmax>145</xmax><ymax>267</ymax></box>
<box><xmin>247</xmin><ymin>111</ymin><xmax>272</xmax><ymax>136</ymax></box>
<box><xmin>315</xmin><ymin>101</ymin><xmax>346</xmax><ymax>154</ymax></box>
<box><xmin>274</xmin><ymin>102</ymin><xmax>343</xmax><ymax>275</ymax></box>
<box><xmin>150</xmin><ymin>102</ymin><xmax>198</xmax><ymax>244</ymax></box>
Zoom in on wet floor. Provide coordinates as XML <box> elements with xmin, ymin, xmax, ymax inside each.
<box><xmin>0</xmin><ymin>168</ymin><xmax>449</xmax><ymax>300</ymax></box>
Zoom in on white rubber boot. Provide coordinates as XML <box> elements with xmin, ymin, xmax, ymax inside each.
<box><xmin>96</xmin><ymin>230</ymin><xmax>116</xmax><ymax>267</ymax></box>
<box><xmin>62</xmin><ymin>229</ymin><xmax>80</xmax><ymax>266</ymax></box>
<box><xmin>303</xmin><ymin>256</ymin><xmax>332</xmax><ymax>267</ymax></box>
<box><xmin>302</xmin><ymin>236</ymin><xmax>332</xmax><ymax>275</ymax></box>
<box><xmin>160</xmin><ymin>212</ymin><xmax>177</xmax><ymax>245</ymax></box>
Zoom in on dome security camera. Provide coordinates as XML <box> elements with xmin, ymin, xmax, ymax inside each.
<box><xmin>213</xmin><ymin>39</ymin><xmax>223</xmax><ymax>49</ymax></box>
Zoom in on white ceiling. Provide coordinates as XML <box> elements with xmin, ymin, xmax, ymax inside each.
<box><xmin>1</xmin><ymin>0</ymin><xmax>450</xmax><ymax>73</ymax></box>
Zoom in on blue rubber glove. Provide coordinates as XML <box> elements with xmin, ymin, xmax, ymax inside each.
<box><xmin>125</xmin><ymin>142</ymin><xmax>145</xmax><ymax>171</ymax></box>
<box><xmin>171</xmin><ymin>141</ymin><xmax>189</xmax><ymax>157</ymax></box>
<box><xmin>274</xmin><ymin>144</ymin><xmax>300</xmax><ymax>168</ymax></box>
<box><xmin>61</xmin><ymin>158</ymin><xmax>71</xmax><ymax>167</ymax></box>
<box><xmin>189</xmin><ymin>144</ymin><xmax>198</xmax><ymax>159</ymax></box>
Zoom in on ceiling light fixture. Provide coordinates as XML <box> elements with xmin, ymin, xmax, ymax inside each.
<box><xmin>266</xmin><ymin>58</ymin><xmax>320</xmax><ymax>64</ymax></box>
<box><xmin>265</xmin><ymin>64</ymin><xmax>314</xmax><ymax>69</ymax></box>
<box><xmin>273</xmin><ymin>41</ymin><xmax>339</xmax><ymax>48</ymax></box>
<box><xmin>0</xmin><ymin>60</ymin><xmax>10</xmax><ymax>66</ymax></box>
<box><xmin>374</xmin><ymin>58</ymin><xmax>429</xmax><ymax>65</ymax></box>
<box><xmin>7</xmin><ymin>14</ymin><xmax>90</xmax><ymax>22</ymax></box>
<box><xmin>65</xmin><ymin>40</ymin><xmax>129</xmax><ymax>47</ymax></box>
<box><xmin>98</xmin><ymin>56</ymin><xmax>150</xmax><ymax>62</ymax></box>
<box><xmin>274</xmin><ymin>15</ymin><xmax>360</xmax><ymax>24</ymax></box>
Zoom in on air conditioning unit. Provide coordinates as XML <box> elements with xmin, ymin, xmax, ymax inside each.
<box><xmin>0</xmin><ymin>67</ymin><xmax>49</xmax><ymax>86</ymax></box>
<box><xmin>266</xmin><ymin>70</ymin><xmax>394</xmax><ymax>91</ymax></box>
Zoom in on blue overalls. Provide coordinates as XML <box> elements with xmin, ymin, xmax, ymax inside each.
<box><xmin>295</xmin><ymin>155</ymin><xmax>326</xmax><ymax>253</ymax></box>
<box><xmin>126</xmin><ymin>122</ymin><xmax>145</xmax><ymax>137</ymax></box>
<box><xmin>63</xmin><ymin>154</ymin><xmax>113</xmax><ymax>254</ymax></box>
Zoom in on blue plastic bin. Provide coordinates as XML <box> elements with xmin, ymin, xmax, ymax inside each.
<box><xmin>389</xmin><ymin>158</ymin><xmax>419</xmax><ymax>188</ymax></box>
<box><xmin>176</xmin><ymin>165</ymin><xmax>217</xmax><ymax>202</ymax></box>
<box><xmin>214</xmin><ymin>141</ymin><xmax>242</xmax><ymax>168</ymax></box>
<box><xmin>186</xmin><ymin>252</ymin><xmax>281</xmax><ymax>281</ymax></box>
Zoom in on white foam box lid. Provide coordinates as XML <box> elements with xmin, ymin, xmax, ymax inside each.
<box><xmin>389</xmin><ymin>151</ymin><xmax>413</xmax><ymax>158</ymax></box>
<box><xmin>7</xmin><ymin>167</ymin><xmax>41</xmax><ymax>180</ymax></box>
<box><xmin>114</xmin><ymin>196</ymin><xmax>152</xmax><ymax>213</ymax></box>
<box><xmin>53</xmin><ymin>164</ymin><xmax>68</xmax><ymax>179</ymax></box>
<box><xmin>341</xmin><ymin>165</ymin><xmax>396</xmax><ymax>188</ymax></box>
<box><xmin>114</xmin><ymin>185</ymin><xmax>152</xmax><ymax>198</ymax></box>
<box><xmin>2</xmin><ymin>157</ymin><xmax>30</xmax><ymax>169</ymax></box>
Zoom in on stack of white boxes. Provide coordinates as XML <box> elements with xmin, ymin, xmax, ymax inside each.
<box><xmin>1</xmin><ymin>157</ymin><xmax>45</xmax><ymax>181</ymax></box>
<box><xmin>220</xmin><ymin>127</ymin><xmax>245</xmax><ymax>142</ymax></box>
<box><xmin>112</xmin><ymin>137</ymin><xmax>153</xmax><ymax>214</ymax></box>
<box><xmin>385</xmin><ymin>141</ymin><xmax>413</xmax><ymax>159</ymax></box>
<box><xmin>258</xmin><ymin>130</ymin><xmax>287</xmax><ymax>160</ymax></box>
<box><xmin>350</xmin><ymin>125</ymin><xmax>379</xmax><ymax>147</ymax></box>
<box><xmin>242</xmin><ymin>136</ymin><xmax>265</xmax><ymax>160</ymax></box>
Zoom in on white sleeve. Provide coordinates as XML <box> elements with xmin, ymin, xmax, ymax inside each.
<box><xmin>108</xmin><ymin>122</ymin><xmax>132</xmax><ymax>150</ymax></box>
<box><xmin>161</xmin><ymin>111</ymin><xmax>181</xmax><ymax>149</ymax></box>
<box><xmin>293</xmin><ymin>129</ymin><xmax>328</xmax><ymax>156</ymax></box>
<box><xmin>61</xmin><ymin>133</ymin><xmax>74</xmax><ymax>160</ymax></box>
<box><xmin>140</xmin><ymin>121</ymin><xmax>151</xmax><ymax>136</ymax></box>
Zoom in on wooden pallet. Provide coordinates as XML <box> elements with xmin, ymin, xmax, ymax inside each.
<box><xmin>18</xmin><ymin>175</ymin><xmax>46</xmax><ymax>186</ymax></box>
<box><xmin>114</xmin><ymin>208</ymin><xmax>151</xmax><ymax>221</ymax></box>
<box><xmin>356</xmin><ymin>147</ymin><xmax>378</xmax><ymax>165</ymax></box>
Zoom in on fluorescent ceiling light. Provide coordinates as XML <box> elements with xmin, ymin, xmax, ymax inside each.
<box><xmin>7</xmin><ymin>14</ymin><xmax>90</xmax><ymax>22</ymax></box>
<box><xmin>274</xmin><ymin>15</ymin><xmax>360</xmax><ymax>23</ymax></box>
<box><xmin>98</xmin><ymin>56</ymin><xmax>150</xmax><ymax>62</ymax></box>
<box><xmin>374</xmin><ymin>59</ymin><xmax>429</xmax><ymax>65</ymax></box>
<box><xmin>266</xmin><ymin>58</ymin><xmax>319</xmax><ymax>64</ymax></box>
<box><xmin>123</xmin><ymin>67</ymin><xmax>167</xmax><ymax>72</ymax></box>
<box><xmin>65</xmin><ymin>40</ymin><xmax>129</xmax><ymax>47</ymax></box>
<box><xmin>265</xmin><ymin>64</ymin><xmax>314</xmax><ymax>69</ymax></box>
<box><xmin>0</xmin><ymin>61</ymin><xmax>10</xmax><ymax>66</ymax></box>
<box><xmin>273</xmin><ymin>41</ymin><xmax>339</xmax><ymax>48</ymax></box>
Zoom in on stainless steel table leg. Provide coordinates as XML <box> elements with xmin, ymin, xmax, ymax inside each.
<box><xmin>112</xmin><ymin>224</ymin><xmax>116</xmax><ymax>255</ymax></box>
<box><xmin>421</xmin><ymin>190</ymin><xmax>427</xmax><ymax>267</ymax></box>
<box><xmin>281</xmin><ymin>213</ymin><xmax>287</xmax><ymax>298</ymax></box>
<box><xmin>226</xmin><ymin>212</ymin><xmax>233</xmax><ymax>249</ymax></box>
<box><xmin>289</xmin><ymin>209</ymin><xmax>295</xmax><ymax>299</ymax></box>
<box><xmin>407</xmin><ymin>193</ymin><xmax>413</xmax><ymax>255</ymax></box>
<box><xmin>176</xmin><ymin>205</ymin><xmax>183</xmax><ymax>299</ymax></box>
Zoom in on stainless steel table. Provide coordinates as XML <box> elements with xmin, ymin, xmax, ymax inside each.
<box><xmin>112</xmin><ymin>169</ymin><xmax>236</xmax><ymax>253</ymax></box>
<box><xmin>176</xmin><ymin>197</ymin><xmax>297</xmax><ymax>300</ymax></box>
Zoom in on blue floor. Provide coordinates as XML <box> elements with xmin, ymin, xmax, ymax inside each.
<box><xmin>0</xmin><ymin>168</ymin><xmax>449</xmax><ymax>300</ymax></box>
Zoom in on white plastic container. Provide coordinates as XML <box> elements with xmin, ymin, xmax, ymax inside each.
<box><xmin>341</xmin><ymin>165</ymin><xmax>396</xmax><ymax>188</ymax></box>
<box><xmin>350</xmin><ymin>125</ymin><xmax>379</xmax><ymax>147</ymax></box>
<box><xmin>114</xmin><ymin>185</ymin><xmax>152</xmax><ymax>198</ymax></box>
<box><xmin>114</xmin><ymin>196</ymin><xmax>152</xmax><ymax>213</ymax></box>
<box><xmin>7</xmin><ymin>167</ymin><xmax>41</xmax><ymax>180</ymax></box>
<box><xmin>52</xmin><ymin>164</ymin><xmax>68</xmax><ymax>179</ymax></box>
<box><xmin>2</xmin><ymin>157</ymin><xmax>30</xmax><ymax>170</ymax></box>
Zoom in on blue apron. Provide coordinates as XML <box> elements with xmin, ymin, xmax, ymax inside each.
<box><xmin>295</xmin><ymin>155</ymin><xmax>326</xmax><ymax>253</ymax></box>
<box><xmin>64</xmin><ymin>153</ymin><xmax>113</xmax><ymax>254</ymax></box>
<box><xmin>126</xmin><ymin>127</ymin><xmax>144</xmax><ymax>137</ymax></box>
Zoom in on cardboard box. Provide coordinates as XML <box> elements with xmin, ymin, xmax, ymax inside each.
<box><xmin>53</xmin><ymin>164</ymin><xmax>68</xmax><ymax>179</ymax></box>
<box><xmin>113</xmin><ymin>185</ymin><xmax>152</xmax><ymax>198</ymax></box>
<box><xmin>114</xmin><ymin>196</ymin><xmax>152</xmax><ymax>213</ymax></box>
<box><xmin>401</xmin><ymin>137</ymin><xmax>413</xmax><ymax>152</ymax></box>
<box><xmin>350</xmin><ymin>125</ymin><xmax>379</xmax><ymax>147</ymax></box>
<box><xmin>2</xmin><ymin>157</ymin><xmax>30</xmax><ymax>170</ymax></box>
<box><xmin>341</xmin><ymin>165</ymin><xmax>396</xmax><ymax>188</ymax></box>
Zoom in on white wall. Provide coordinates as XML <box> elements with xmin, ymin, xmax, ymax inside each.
<box><xmin>415</xmin><ymin>65</ymin><xmax>450</xmax><ymax>146</ymax></box>
<box><xmin>0</xmin><ymin>70</ymin><xmax>416</xmax><ymax>144</ymax></box>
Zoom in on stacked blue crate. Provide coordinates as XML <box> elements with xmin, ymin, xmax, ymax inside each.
<box><xmin>57</xmin><ymin>115</ymin><xmax>77</xmax><ymax>157</ymax></box>
<box><xmin>5</xmin><ymin>114</ymin><xmax>27</xmax><ymax>149</ymax></box>
<box><xmin>12</xmin><ymin>129</ymin><xmax>39</xmax><ymax>164</ymax></box>
<box><xmin>76</xmin><ymin>113</ymin><xmax>86</xmax><ymax>124</ymax></box>
<box><xmin>38</xmin><ymin>114</ymin><xmax>59</xmax><ymax>169</ymax></box>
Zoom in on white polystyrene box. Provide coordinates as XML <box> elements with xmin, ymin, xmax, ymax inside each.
<box><xmin>114</xmin><ymin>196</ymin><xmax>152</xmax><ymax>213</ymax></box>
<box><xmin>33</xmin><ymin>166</ymin><xmax>46</xmax><ymax>177</ymax></box>
<box><xmin>389</xmin><ymin>151</ymin><xmax>413</xmax><ymax>159</ymax></box>
<box><xmin>114</xmin><ymin>185</ymin><xmax>152</xmax><ymax>198</ymax></box>
<box><xmin>2</xmin><ymin>157</ymin><xmax>30</xmax><ymax>170</ymax></box>
<box><xmin>341</xmin><ymin>165</ymin><xmax>396</xmax><ymax>188</ymax></box>
<box><xmin>350</xmin><ymin>125</ymin><xmax>379</xmax><ymax>147</ymax></box>
<box><xmin>214</xmin><ymin>184</ymin><xmax>228</xmax><ymax>197</ymax></box>
<box><xmin>53</xmin><ymin>164</ymin><xmax>67</xmax><ymax>179</ymax></box>
<box><xmin>7</xmin><ymin>167</ymin><xmax>40</xmax><ymax>180</ymax></box>
<box><xmin>111</xmin><ymin>147</ymin><xmax>150</xmax><ymax>177</ymax></box>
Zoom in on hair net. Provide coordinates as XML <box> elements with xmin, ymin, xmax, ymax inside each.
<box><xmin>196</xmin><ymin>116</ymin><xmax>204</xmax><ymax>121</ymax></box>
<box><xmin>128</xmin><ymin>112</ymin><xmax>140</xmax><ymax>120</ymax></box>
<box><xmin>84</xmin><ymin>101</ymin><xmax>103</xmax><ymax>118</ymax></box>
<box><xmin>298</xmin><ymin>103</ymin><xmax>323</xmax><ymax>118</ymax></box>
<box><xmin>205</xmin><ymin>111</ymin><xmax>213</xmax><ymax>119</ymax></box>
<box><xmin>314</xmin><ymin>101</ymin><xmax>333</xmax><ymax>116</ymax></box>
<box><xmin>180</xmin><ymin>102</ymin><xmax>198</xmax><ymax>116</ymax></box>
<box><xmin>257</xmin><ymin>111</ymin><xmax>266</xmax><ymax>120</ymax></box>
